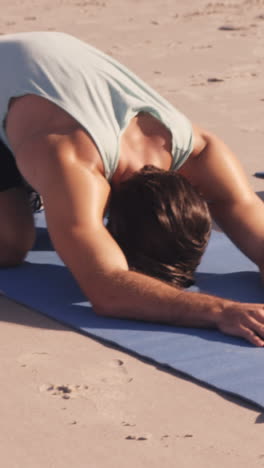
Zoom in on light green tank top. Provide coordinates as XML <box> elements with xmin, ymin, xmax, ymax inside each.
<box><xmin>0</xmin><ymin>31</ymin><xmax>193</xmax><ymax>180</ymax></box>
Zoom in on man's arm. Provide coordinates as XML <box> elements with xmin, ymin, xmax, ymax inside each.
<box><xmin>179</xmin><ymin>125</ymin><xmax>264</xmax><ymax>272</ymax></box>
<box><xmin>14</xmin><ymin>131</ymin><xmax>264</xmax><ymax>347</ymax></box>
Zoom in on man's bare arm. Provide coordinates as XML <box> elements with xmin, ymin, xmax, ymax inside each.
<box><xmin>13</xmin><ymin>132</ymin><xmax>264</xmax><ymax>347</ymax></box>
<box><xmin>179</xmin><ymin>125</ymin><xmax>264</xmax><ymax>272</ymax></box>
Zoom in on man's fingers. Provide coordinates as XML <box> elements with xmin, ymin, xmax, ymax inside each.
<box><xmin>239</xmin><ymin>325</ymin><xmax>264</xmax><ymax>347</ymax></box>
<box><xmin>249</xmin><ymin>306</ymin><xmax>264</xmax><ymax>324</ymax></box>
<box><xmin>218</xmin><ymin>302</ymin><xmax>264</xmax><ymax>346</ymax></box>
<box><xmin>252</xmin><ymin>321</ymin><xmax>264</xmax><ymax>337</ymax></box>
<box><xmin>240</xmin><ymin>314</ymin><xmax>264</xmax><ymax>346</ymax></box>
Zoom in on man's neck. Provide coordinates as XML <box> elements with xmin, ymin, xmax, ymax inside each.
<box><xmin>111</xmin><ymin>112</ymin><xmax>173</xmax><ymax>187</ymax></box>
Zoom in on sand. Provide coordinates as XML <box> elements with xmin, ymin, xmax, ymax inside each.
<box><xmin>0</xmin><ymin>0</ymin><xmax>264</xmax><ymax>466</ymax></box>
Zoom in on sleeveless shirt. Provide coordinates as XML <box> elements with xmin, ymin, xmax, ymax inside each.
<box><xmin>0</xmin><ymin>31</ymin><xmax>193</xmax><ymax>180</ymax></box>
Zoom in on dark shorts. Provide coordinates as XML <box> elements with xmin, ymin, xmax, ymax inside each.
<box><xmin>0</xmin><ymin>139</ymin><xmax>42</xmax><ymax>211</ymax></box>
<box><xmin>0</xmin><ymin>139</ymin><xmax>23</xmax><ymax>191</ymax></box>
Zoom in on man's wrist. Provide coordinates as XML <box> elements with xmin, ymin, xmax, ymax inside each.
<box><xmin>212</xmin><ymin>297</ymin><xmax>233</xmax><ymax>329</ymax></box>
<box><xmin>173</xmin><ymin>290</ymin><xmax>229</xmax><ymax>329</ymax></box>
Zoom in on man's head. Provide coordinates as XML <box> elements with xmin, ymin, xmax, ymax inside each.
<box><xmin>107</xmin><ymin>165</ymin><xmax>212</xmax><ymax>288</ymax></box>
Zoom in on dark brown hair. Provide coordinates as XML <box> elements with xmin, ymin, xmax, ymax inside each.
<box><xmin>107</xmin><ymin>165</ymin><xmax>212</xmax><ymax>288</ymax></box>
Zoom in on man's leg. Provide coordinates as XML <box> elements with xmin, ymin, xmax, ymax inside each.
<box><xmin>0</xmin><ymin>187</ymin><xmax>35</xmax><ymax>266</ymax></box>
<box><xmin>0</xmin><ymin>140</ymin><xmax>35</xmax><ymax>267</ymax></box>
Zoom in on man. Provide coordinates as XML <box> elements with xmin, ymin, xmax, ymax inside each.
<box><xmin>1</xmin><ymin>31</ymin><xmax>264</xmax><ymax>346</ymax></box>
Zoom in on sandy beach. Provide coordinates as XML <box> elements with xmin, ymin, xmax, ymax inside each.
<box><xmin>0</xmin><ymin>0</ymin><xmax>264</xmax><ymax>466</ymax></box>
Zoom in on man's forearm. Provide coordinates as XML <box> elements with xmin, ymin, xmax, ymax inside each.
<box><xmin>210</xmin><ymin>196</ymin><xmax>264</xmax><ymax>271</ymax></box>
<box><xmin>92</xmin><ymin>268</ymin><xmax>264</xmax><ymax>347</ymax></box>
<box><xmin>92</xmin><ymin>268</ymin><xmax>224</xmax><ymax>327</ymax></box>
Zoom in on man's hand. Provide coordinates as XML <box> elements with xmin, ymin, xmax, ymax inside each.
<box><xmin>217</xmin><ymin>301</ymin><xmax>264</xmax><ymax>347</ymax></box>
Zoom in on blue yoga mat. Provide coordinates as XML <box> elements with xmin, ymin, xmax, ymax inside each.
<box><xmin>0</xmin><ymin>211</ymin><xmax>264</xmax><ymax>409</ymax></box>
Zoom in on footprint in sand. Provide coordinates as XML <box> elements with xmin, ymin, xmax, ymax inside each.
<box><xmin>108</xmin><ymin>358</ymin><xmax>124</xmax><ymax>368</ymax></box>
<box><xmin>160</xmin><ymin>434</ymin><xmax>170</xmax><ymax>448</ymax></box>
<box><xmin>207</xmin><ymin>77</ymin><xmax>225</xmax><ymax>83</ymax></box>
<box><xmin>125</xmin><ymin>433</ymin><xmax>152</xmax><ymax>441</ymax></box>
<box><xmin>122</xmin><ymin>421</ymin><xmax>136</xmax><ymax>427</ymax></box>
<box><xmin>121</xmin><ymin>421</ymin><xmax>152</xmax><ymax>442</ymax></box>
<box><xmin>96</xmin><ymin>358</ymin><xmax>133</xmax><ymax>384</ymax></box>
<box><xmin>79</xmin><ymin>358</ymin><xmax>133</xmax><ymax>391</ymax></box>
<box><xmin>40</xmin><ymin>383</ymin><xmax>89</xmax><ymax>399</ymax></box>
<box><xmin>218</xmin><ymin>25</ymin><xmax>244</xmax><ymax>31</ymax></box>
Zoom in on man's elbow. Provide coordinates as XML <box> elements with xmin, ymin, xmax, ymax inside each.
<box><xmin>86</xmin><ymin>271</ymin><xmax>128</xmax><ymax>318</ymax></box>
<box><xmin>92</xmin><ymin>300</ymin><xmax>122</xmax><ymax>318</ymax></box>
<box><xmin>91</xmin><ymin>285</ymin><xmax>129</xmax><ymax>318</ymax></box>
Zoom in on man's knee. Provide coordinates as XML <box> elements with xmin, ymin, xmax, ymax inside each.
<box><xmin>0</xmin><ymin>232</ymin><xmax>34</xmax><ymax>267</ymax></box>
<box><xmin>0</xmin><ymin>186</ymin><xmax>36</xmax><ymax>267</ymax></box>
